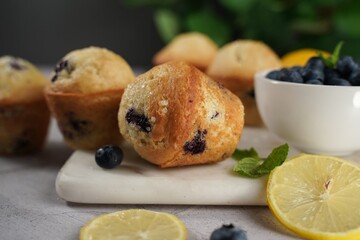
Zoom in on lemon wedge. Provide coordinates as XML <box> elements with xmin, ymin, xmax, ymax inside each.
<box><xmin>281</xmin><ymin>49</ymin><xmax>330</xmax><ymax>67</ymax></box>
<box><xmin>267</xmin><ymin>154</ymin><xmax>360</xmax><ymax>240</ymax></box>
<box><xmin>80</xmin><ymin>209</ymin><xmax>187</xmax><ymax>240</ymax></box>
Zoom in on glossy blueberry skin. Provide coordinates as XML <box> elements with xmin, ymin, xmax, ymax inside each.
<box><xmin>210</xmin><ymin>224</ymin><xmax>247</xmax><ymax>240</ymax></box>
<box><xmin>95</xmin><ymin>145</ymin><xmax>123</xmax><ymax>169</ymax></box>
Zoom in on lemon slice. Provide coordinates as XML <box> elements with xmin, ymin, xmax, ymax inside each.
<box><xmin>281</xmin><ymin>49</ymin><xmax>330</xmax><ymax>67</ymax></box>
<box><xmin>80</xmin><ymin>209</ymin><xmax>187</xmax><ymax>240</ymax></box>
<box><xmin>267</xmin><ymin>154</ymin><xmax>360</xmax><ymax>240</ymax></box>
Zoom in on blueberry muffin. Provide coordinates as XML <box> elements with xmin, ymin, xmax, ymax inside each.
<box><xmin>153</xmin><ymin>32</ymin><xmax>218</xmax><ymax>71</ymax></box>
<box><xmin>45</xmin><ymin>47</ymin><xmax>135</xmax><ymax>150</ymax></box>
<box><xmin>207</xmin><ymin>40</ymin><xmax>282</xmax><ymax>126</ymax></box>
<box><xmin>118</xmin><ymin>61</ymin><xmax>244</xmax><ymax>168</ymax></box>
<box><xmin>0</xmin><ymin>56</ymin><xmax>50</xmax><ymax>155</ymax></box>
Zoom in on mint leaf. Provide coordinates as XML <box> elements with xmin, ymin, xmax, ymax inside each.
<box><xmin>318</xmin><ymin>52</ymin><xmax>333</xmax><ymax>68</ymax></box>
<box><xmin>232</xmin><ymin>144</ymin><xmax>289</xmax><ymax>178</ymax></box>
<box><xmin>233</xmin><ymin>157</ymin><xmax>262</xmax><ymax>178</ymax></box>
<box><xmin>232</xmin><ymin>147</ymin><xmax>259</xmax><ymax>161</ymax></box>
<box><xmin>330</xmin><ymin>41</ymin><xmax>344</xmax><ymax>67</ymax></box>
<box><xmin>256</xmin><ymin>144</ymin><xmax>289</xmax><ymax>175</ymax></box>
<box><xmin>317</xmin><ymin>41</ymin><xmax>344</xmax><ymax>68</ymax></box>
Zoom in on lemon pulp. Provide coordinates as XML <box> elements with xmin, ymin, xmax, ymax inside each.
<box><xmin>80</xmin><ymin>209</ymin><xmax>187</xmax><ymax>240</ymax></box>
<box><xmin>267</xmin><ymin>154</ymin><xmax>360</xmax><ymax>240</ymax></box>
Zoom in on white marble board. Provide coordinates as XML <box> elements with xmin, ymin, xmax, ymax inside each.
<box><xmin>55</xmin><ymin>128</ymin><xmax>304</xmax><ymax>205</ymax></box>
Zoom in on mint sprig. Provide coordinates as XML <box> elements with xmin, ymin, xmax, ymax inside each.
<box><xmin>232</xmin><ymin>147</ymin><xmax>259</xmax><ymax>160</ymax></box>
<box><xmin>317</xmin><ymin>41</ymin><xmax>344</xmax><ymax>69</ymax></box>
<box><xmin>232</xmin><ymin>144</ymin><xmax>289</xmax><ymax>178</ymax></box>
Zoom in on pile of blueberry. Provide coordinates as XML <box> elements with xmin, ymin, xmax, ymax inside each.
<box><xmin>266</xmin><ymin>56</ymin><xmax>360</xmax><ymax>86</ymax></box>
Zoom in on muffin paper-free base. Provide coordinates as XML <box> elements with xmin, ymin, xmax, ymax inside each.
<box><xmin>45</xmin><ymin>88</ymin><xmax>123</xmax><ymax>150</ymax></box>
<box><xmin>0</xmin><ymin>98</ymin><xmax>50</xmax><ymax>155</ymax></box>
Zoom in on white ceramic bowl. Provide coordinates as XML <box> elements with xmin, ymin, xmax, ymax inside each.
<box><xmin>255</xmin><ymin>70</ymin><xmax>360</xmax><ymax>156</ymax></box>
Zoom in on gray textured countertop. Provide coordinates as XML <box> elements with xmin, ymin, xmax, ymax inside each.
<box><xmin>0</xmin><ymin>67</ymin><xmax>301</xmax><ymax>240</ymax></box>
<box><xmin>0</xmin><ymin>121</ymin><xmax>304</xmax><ymax>240</ymax></box>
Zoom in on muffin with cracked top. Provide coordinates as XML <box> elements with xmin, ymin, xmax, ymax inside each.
<box><xmin>118</xmin><ymin>61</ymin><xmax>244</xmax><ymax>168</ymax></box>
<box><xmin>0</xmin><ymin>56</ymin><xmax>50</xmax><ymax>154</ymax></box>
<box><xmin>207</xmin><ymin>40</ymin><xmax>281</xmax><ymax>126</ymax></box>
<box><xmin>45</xmin><ymin>46</ymin><xmax>135</xmax><ymax>150</ymax></box>
<box><xmin>153</xmin><ymin>32</ymin><xmax>218</xmax><ymax>71</ymax></box>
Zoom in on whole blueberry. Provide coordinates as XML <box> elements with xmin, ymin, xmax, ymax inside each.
<box><xmin>287</xmin><ymin>70</ymin><xmax>303</xmax><ymax>83</ymax></box>
<box><xmin>289</xmin><ymin>66</ymin><xmax>303</xmax><ymax>73</ymax></box>
<box><xmin>266</xmin><ymin>70</ymin><xmax>282</xmax><ymax>80</ymax></box>
<box><xmin>325</xmin><ymin>78</ymin><xmax>351</xmax><ymax>86</ymax></box>
<box><xmin>306</xmin><ymin>79</ymin><xmax>323</xmax><ymax>85</ymax></box>
<box><xmin>278</xmin><ymin>68</ymin><xmax>303</xmax><ymax>83</ymax></box>
<box><xmin>210</xmin><ymin>224</ymin><xmax>247</xmax><ymax>240</ymax></box>
<box><xmin>305</xmin><ymin>57</ymin><xmax>325</xmax><ymax>71</ymax></box>
<box><xmin>302</xmin><ymin>68</ymin><xmax>324</xmax><ymax>82</ymax></box>
<box><xmin>336</xmin><ymin>56</ymin><xmax>359</xmax><ymax>78</ymax></box>
<box><xmin>324</xmin><ymin>68</ymin><xmax>340</xmax><ymax>81</ymax></box>
<box><xmin>95</xmin><ymin>145</ymin><xmax>123</xmax><ymax>169</ymax></box>
<box><xmin>349</xmin><ymin>69</ymin><xmax>360</xmax><ymax>86</ymax></box>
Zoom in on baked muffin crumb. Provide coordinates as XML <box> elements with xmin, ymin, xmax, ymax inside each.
<box><xmin>45</xmin><ymin>47</ymin><xmax>135</xmax><ymax>150</ymax></box>
<box><xmin>119</xmin><ymin>61</ymin><xmax>244</xmax><ymax>168</ymax></box>
<box><xmin>0</xmin><ymin>55</ymin><xmax>50</xmax><ymax>154</ymax></box>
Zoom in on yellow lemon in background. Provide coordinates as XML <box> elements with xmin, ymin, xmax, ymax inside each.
<box><xmin>80</xmin><ymin>209</ymin><xmax>187</xmax><ymax>240</ymax></box>
<box><xmin>267</xmin><ymin>154</ymin><xmax>360</xmax><ymax>240</ymax></box>
<box><xmin>281</xmin><ymin>49</ymin><xmax>330</xmax><ymax>67</ymax></box>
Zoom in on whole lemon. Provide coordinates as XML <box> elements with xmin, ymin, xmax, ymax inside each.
<box><xmin>281</xmin><ymin>48</ymin><xmax>330</xmax><ymax>67</ymax></box>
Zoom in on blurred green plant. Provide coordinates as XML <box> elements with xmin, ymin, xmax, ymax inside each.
<box><xmin>124</xmin><ymin>0</ymin><xmax>360</xmax><ymax>58</ymax></box>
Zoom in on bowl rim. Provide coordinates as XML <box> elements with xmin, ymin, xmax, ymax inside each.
<box><xmin>255</xmin><ymin>69</ymin><xmax>360</xmax><ymax>89</ymax></box>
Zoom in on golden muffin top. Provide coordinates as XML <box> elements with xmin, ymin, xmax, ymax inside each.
<box><xmin>49</xmin><ymin>46</ymin><xmax>135</xmax><ymax>94</ymax></box>
<box><xmin>207</xmin><ymin>40</ymin><xmax>282</xmax><ymax>92</ymax></box>
<box><xmin>0</xmin><ymin>56</ymin><xmax>49</xmax><ymax>104</ymax></box>
<box><xmin>153</xmin><ymin>32</ymin><xmax>218</xmax><ymax>71</ymax></box>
